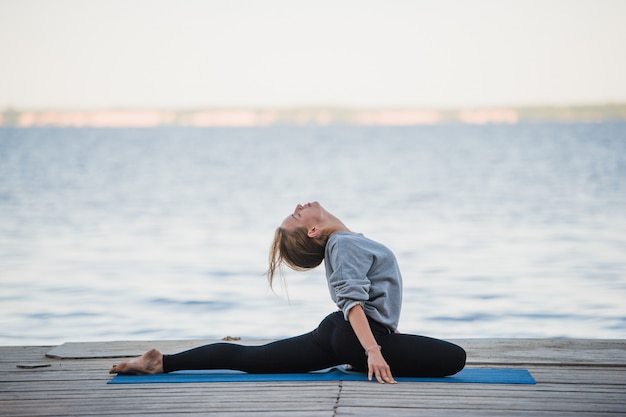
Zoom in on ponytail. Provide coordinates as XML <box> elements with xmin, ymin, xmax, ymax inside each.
<box><xmin>267</xmin><ymin>227</ymin><xmax>328</xmax><ymax>290</ymax></box>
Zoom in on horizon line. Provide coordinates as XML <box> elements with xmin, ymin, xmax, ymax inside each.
<box><xmin>2</xmin><ymin>104</ymin><xmax>625</xmax><ymax>127</ymax></box>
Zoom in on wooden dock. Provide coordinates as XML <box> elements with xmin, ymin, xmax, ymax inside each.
<box><xmin>2</xmin><ymin>339</ymin><xmax>625</xmax><ymax>416</ymax></box>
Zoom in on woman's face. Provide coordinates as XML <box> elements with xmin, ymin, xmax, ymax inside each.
<box><xmin>281</xmin><ymin>201</ymin><xmax>324</xmax><ymax>232</ymax></box>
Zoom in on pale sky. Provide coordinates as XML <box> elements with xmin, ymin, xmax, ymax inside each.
<box><xmin>1</xmin><ymin>0</ymin><xmax>625</xmax><ymax>109</ymax></box>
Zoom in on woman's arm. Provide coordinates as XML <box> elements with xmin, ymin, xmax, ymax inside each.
<box><xmin>347</xmin><ymin>304</ymin><xmax>396</xmax><ymax>384</ymax></box>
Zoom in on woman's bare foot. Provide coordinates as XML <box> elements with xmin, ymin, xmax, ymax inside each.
<box><xmin>109</xmin><ymin>348</ymin><xmax>164</xmax><ymax>375</ymax></box>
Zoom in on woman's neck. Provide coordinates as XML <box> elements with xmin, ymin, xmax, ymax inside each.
<box><xmin>324</xmin><ymin>219</ymin><xmax>351</xmax><ymax>235</ymax></box>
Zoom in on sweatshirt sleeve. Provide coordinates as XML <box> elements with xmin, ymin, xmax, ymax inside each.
<box><xmin>326</xmin><ymin>237</ymin><xmax>372</xmax><ymax>320</ymax></box>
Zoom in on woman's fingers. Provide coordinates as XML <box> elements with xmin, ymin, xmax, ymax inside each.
<box><xmin>375</xmin><ymin>368</ymin><xmax>386</xmax><ymax>384</ymax></box>
<box><xmin>377</xmin><ymin>367</ymin><xmax>396</xmax><ymax>384</ymax></box>
<box><xmin>382</xmin><ymin>367</ymin><xmax>397</xmax><ymax>384</ymax></box>
<box><xmin>369</xmin><ymin>364</ymin><xmax>397</xmax><ymax>384</ymax></box>
<box><xmin>367</xmin><ymin>353</ymin><xmax>397</xmax><ymax>384</ymax></box>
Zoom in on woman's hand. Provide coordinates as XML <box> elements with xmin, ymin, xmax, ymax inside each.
<box><xmin>366</xmin><ymin>347</ymin><xmax>396</xmax><ymax>384</ymax></box>
<box><xmin>347</xmin><ymin>304</ymin><xmax>397</xmax><ymax>384</ymax></box>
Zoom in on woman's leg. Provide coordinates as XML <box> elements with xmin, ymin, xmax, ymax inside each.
<box><xmin>161</xmin><ymin>311</ymin><xmax>380</xmax><ymax>374</ymax></box>
<box><xmin>377</xmin><ymin>333</ymin><xmax>466</xmax><ymax>377</ymax></box>
<box><xmin>161</xmin><ymin>311</ymin><xmax>364</xmax><ymax>374</ymax></box>
<box><xmin>109</xmin><ymin>312</ymin><xmax>464</xmax><ymax>377</ymax></box>
<box><xmin>110</xmin><ymin>313</ymin><xmax>346</xmax><ymax>375</ymax></box>
<box><xmin>163</xmin><ymin>331</ymin><xmax>336</xmax><ymax>374</ymax></box>
<box><xmin>311</xmin><ymin>311</ymin><xmax>369</xmax><ymax>371</ymax></box>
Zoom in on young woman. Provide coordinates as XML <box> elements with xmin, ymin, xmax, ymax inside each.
<box><xmin>110</xmin><ymin>202</ymin><xmax>466</xmax><ymax>383</ymax></box>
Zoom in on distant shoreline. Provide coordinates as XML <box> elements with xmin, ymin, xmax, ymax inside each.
<box><xmin>2</xmin><ymin>104</ymin><xmax>625</xmax><ymax>127</ymax></box>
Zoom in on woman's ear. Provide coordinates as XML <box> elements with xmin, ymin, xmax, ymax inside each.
<box><xmin>307</xmin><ymin>226</ymin><xmax>319</xmax><ymax>238</ymax></box>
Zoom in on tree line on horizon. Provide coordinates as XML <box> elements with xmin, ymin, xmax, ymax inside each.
<box><xmin>1</xmin><ymin>104</ymin><xmax>625</xmax><ymax>127</ymax></box>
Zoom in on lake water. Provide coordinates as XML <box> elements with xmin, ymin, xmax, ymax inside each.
<box><xmin>1</xmin><ymin>123</ymin><xmax>625</xmax><ymax>346</ymax></box>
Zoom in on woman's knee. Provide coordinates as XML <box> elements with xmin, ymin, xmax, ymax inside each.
<box><xmin>445</xmin><ymin>342</ymin><xmax>467</xmax><ymax>375</ymax></box>
<box><xmin>383</xmin><ymin>335</ymin><xmax>466</xmax><ymax>377</ymax></box>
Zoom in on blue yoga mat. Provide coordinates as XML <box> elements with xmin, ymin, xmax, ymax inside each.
<box><xmin>108</xmin><ymin>366</ymin><xmax>535</xmax><ymax>385</ymax></box>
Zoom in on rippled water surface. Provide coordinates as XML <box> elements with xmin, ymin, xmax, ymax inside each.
<box><xmin>1</xmin><ymin>123</ymin><xmax>625</xmax><ymax>345</ymax></box>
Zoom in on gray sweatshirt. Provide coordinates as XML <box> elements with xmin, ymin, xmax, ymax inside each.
<box><xmin>324</xmin><ymin>232</ymin><xmax>403</xmax><ymax>332</ymax></box>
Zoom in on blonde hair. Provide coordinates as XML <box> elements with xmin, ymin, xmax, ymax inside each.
<box><xmin>267</xmin><ymin>226</ymin><xmax>328</xmax><ymax>289</ymax></box>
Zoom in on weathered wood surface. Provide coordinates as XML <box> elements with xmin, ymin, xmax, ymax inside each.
<box><xmin>1</xmin><ymin>339</ymin><xmax>625</xmax><ymax>417</ymax></box>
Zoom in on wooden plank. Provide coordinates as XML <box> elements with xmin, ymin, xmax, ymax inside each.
<box><xmin>85</xmin><ymin>413</ymin><xmax>331</xmax><ymax>417</ymax></box>
<box><xmin>527</xmin><ymin>366</ymin><xmax>626</xmax><ymax>385</ymax></box>
<box><xmin>336</xmin><ymin>382</ymin><xmax>626</xmax><ymax>396</ymax></box>
<box><xmin>336</xmin><ymin>407</ymin><xmax>622</xmax><ymax>417</ymax></box>
<box><xmin>339</xmin><ymin>383</ymin><xmax>626</xmax><ymax>402</ymax></box>
<box><xmin>456</xmin><ymin>339</ymin><xmax>626</xmax><ymax>367</ymax></box>
<box><xmin>2</xmin><ymin>399</ymin><xmax>337</xmax><ymax>412</ymax></box>
<box><xmin>336</xmin><ymin>394</ymin><xmax>626</xmax><ymax>413</ymax></box>
<box><xmin>2</xmin><ymin>380</ymin><xmax>340</xmax><ymax>416</ymax></box>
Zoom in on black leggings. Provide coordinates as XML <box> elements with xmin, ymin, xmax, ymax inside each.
<box><xmin>163</xmin><ymin>311</ymin><xmax>466</xmax><ymax>377</ymax></box>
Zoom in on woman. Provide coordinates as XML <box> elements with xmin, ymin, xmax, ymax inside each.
<box><xmin>110</xmin><ymin>202</ymin><xmax>466</xmax><ymax>383</ymax></box>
